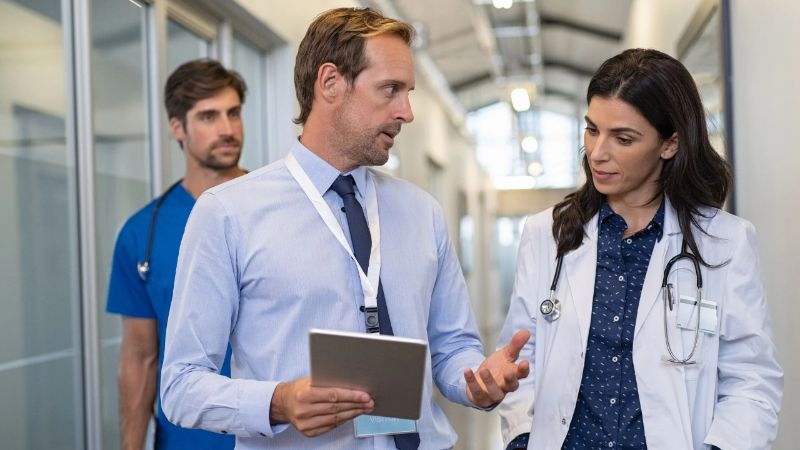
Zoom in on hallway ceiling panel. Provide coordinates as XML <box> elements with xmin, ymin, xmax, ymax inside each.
<box><xmin>391</xmin><ymin>0</ymin><xmax>632</xmax><ymax>111</ymax></box>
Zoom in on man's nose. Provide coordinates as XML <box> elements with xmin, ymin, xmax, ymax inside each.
<box><xmin>396</xmin><ymin>95</ymin><xmax>414</xmax><ymax>123</ymax></box>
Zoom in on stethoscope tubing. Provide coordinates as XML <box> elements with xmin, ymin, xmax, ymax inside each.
<box><xmin>136</xmin><ymin>178</ymin><xmax>184</xmax><ymax>281</ymax></box>
<box><xmin>540</xmin><ymin>238</ymin><xmax>704</xmax><ymax>365</ymax></box>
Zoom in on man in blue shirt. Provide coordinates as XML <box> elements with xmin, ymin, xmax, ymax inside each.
<box><xmin>160</xmin><ymin>7</ymin><xmax>530</xmax><ymax>450</ymax></box>
<box><xmin>106</xmin><ymin>59</ymin><xmax>247</xmax><ymax>450</ymax></box>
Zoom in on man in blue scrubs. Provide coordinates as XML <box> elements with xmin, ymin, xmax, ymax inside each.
<box><xmin>106</xmin><ymin>59</ymin><xmax>247</xmax><ymax>450</ymax></box>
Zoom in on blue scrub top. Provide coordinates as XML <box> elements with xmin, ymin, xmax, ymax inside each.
<box><xmin>107</xmin><ymin>183</ymin><xmax>234</xmax><ymax>450</ymax></box>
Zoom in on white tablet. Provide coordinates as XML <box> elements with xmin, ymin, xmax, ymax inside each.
<box><xmin>309</xmin><ymin>328</ymin><xmax>428</xmax><ymax>420</ymax></box>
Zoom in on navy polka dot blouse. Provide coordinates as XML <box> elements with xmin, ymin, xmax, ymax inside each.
<box><xmin>562</xmin><ymin>200</ymin><xmax>665</xmax><ymax>450</ymax></box>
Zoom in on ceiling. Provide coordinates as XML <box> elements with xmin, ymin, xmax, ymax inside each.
<box><xmin>389</xmin><ymin>0</ymin><xmax>634</xmax><ymax>114</ymax></box>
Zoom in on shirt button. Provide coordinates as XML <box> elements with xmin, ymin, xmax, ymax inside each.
<box><xmin>612</xmin><ymin>315</ymin><xmax>620</xmax><ymax>322</ymax></box>
<box><xmin>610</xmin><ymin>398</ymin><xmax>617</xmax><ymax>405</ymax></box>
<box><xmin>625</xmin><ymin>238</ymin><xmax>632</xmax><ymax>244</ymax></box>
<box><xmin>612</xmin><ymin>356</ymin><xmax>619</xmax><ymax>362</ymax></box>
<box><xmin>618</xmin><ymin>275</ymin><xmax>625</xmax><ymax>282</ymax></box>
<box><xmin>608</xmin><ymin>441</ymin><xmax>615</xmax><ymax>448</ymax></box>
<box><xmin>561</xmin><ymin>417</ymin><xmax>567</xmax><ymax>425</ymax></box>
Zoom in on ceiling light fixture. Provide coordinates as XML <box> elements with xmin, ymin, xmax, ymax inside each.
<box><xmin>510</xmin><ymin>88</ymin><xmax>530</xmax><ymax>112</ymax></box>
<box><xmin>521</xmin><ymin>136</ymin><xmax>539</xmax><ymax>153</ymax></box>
<box><xmin>492</xmin><ymin>0</ymin><xmax>513</xmax><ymax>9</ymax></box>
<box><xmin>527</xmin><ymin>161</ymin><xmax>544</xmax><ymax>177</ymax></box>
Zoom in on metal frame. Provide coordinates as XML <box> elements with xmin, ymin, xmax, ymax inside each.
<box><xmin>678</xmin><ymin>0</ymin><xmax>735</xmax><ymax>213</ymax></box>
<box><xmin>61</xmin><ymin>1</ymin><xmax>88</xmax><ymax>448</ymax></box>
<box><xmin>65</xmin><ymin>0</ymin><xmax>102</xmax><ymax>448</ymax></box>
<box><xmin>147</xmin><ymin>0</ymin><xmax>169</xmax><ymax>194</ymax></box>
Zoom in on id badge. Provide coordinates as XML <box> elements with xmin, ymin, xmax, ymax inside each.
<box><xmin>354</xmin><ymin>415</ymin><xmax>417</xmax><ymax>437</ymax></box>
<box><xmin>676</xmin><ymin>295</ymin><xmax>718</xmax><ymax>334</ymax></box>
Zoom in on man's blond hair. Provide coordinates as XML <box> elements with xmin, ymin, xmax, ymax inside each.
<box><xmin>293</xmin><ymin>7</ymin><xmax>414</xmax><ymax>125</ymax></box>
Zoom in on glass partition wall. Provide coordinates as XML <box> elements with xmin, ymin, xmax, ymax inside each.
<box><xmin>0</xmin><ymin>1</ymin><xmax>84</xmax><ymax>448</ymax></box>
<box><xmin>91</xmin><ymin>0</ymin><xmax>151</xmax><ymax>448</ymax></box>
<box><xmin>0</xmin><ymin>1</ymin><xmax>281</xmax><ymax>448</ymax></box>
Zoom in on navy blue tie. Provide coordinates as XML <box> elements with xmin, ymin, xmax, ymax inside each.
<box><xmin>329</xmin><ymin>175</ymin><xmax>420</xmax><ymax>450</ymax></box>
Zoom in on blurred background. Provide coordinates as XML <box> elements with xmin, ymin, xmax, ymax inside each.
<box><xmin>0</xmin><ymin>0</ymin><xmax>797</xmax><ymax>448</ymax></box>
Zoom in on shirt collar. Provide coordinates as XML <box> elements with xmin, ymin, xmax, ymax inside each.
<box><xmin>289</xmin><ymin>138</ymin><xmax>369</xmax><ymax>199</ymax></box>
<box><xmin>599</xmin><ymin>197</ymin><xmax>666</xmax><ymax>241</ymax></box>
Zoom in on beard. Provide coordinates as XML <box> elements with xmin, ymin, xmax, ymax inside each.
<box><xmin>189</xmin><ymin>135</ymin><xmax>242</xmax><ymax>171</ymax></box>
<box><xmin>331</xmin><ymin>99</ymin><xmax>401</xmax><ymax>168</ymax></box>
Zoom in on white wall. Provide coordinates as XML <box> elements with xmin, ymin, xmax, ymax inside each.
<box><xmin>624</xmin><ymin>0</ymin><xmax>700</xmax><ymax>51</ymax></box>
<box><xmin>729</xmin><ymin>2</ymin><xmax>800</xmax><ymax>448</ymax></box>
<box><xmin>625</xmin><ymin>0</ymin><xmax>799</xmax><ymax>447</ymax></box>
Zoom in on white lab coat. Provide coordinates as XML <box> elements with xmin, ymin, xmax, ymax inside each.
<box><xmin>498</xmin><ymin>200</ymin><xmax>783</xmax><ymax>450</ymax></box>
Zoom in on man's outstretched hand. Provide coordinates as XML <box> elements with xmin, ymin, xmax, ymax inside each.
<box><xmin>464</xmin><ymin>329</ymin><xmax>531</xmax><ymax>408</ymax></box>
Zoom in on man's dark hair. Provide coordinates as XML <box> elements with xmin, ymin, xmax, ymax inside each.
<box><xmin>164</xmin><ymin>59</ymin><xmax>247</xmax><ymax>124</ymax></box>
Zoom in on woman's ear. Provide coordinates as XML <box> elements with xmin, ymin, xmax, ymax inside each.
<box><xmin>661</xmin><ymin>133</ymin><xmax>679</xmax><ymax>160</ymax></box>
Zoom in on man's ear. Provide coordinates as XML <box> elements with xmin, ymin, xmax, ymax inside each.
<box><xmin>169</xmin><ymin>117</ymin><xmax>186</xmax><ymax>147</ymax></box>
<box><xmin>315</xmin><ymin>62</ymin><xmax>343</xmax><ymax>105</ymax></box>
<box><xmin>661</xmin><ymin>133</ymin><xmax>679</xmax><ymax>160</ymax></box>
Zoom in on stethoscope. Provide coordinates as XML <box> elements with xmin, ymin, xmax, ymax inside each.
<box><xmin>539</xmin><ymin>239</ymin><xmax>703</xmax><ymax>365</ymax></box>
<box><xmin>136</xmin><ymin>179</ymin><xmax>184</xmax><ymax>281</ymax></box>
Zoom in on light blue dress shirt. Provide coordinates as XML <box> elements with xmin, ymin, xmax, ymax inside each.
<box><xmin>161</xmin><ymin>140</ymin><xmax>486</xmax><ymax>449</ymax></box>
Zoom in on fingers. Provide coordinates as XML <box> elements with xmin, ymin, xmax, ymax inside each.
<box><xmin>502</xmin><ymin>365</ymin><xmax>520</xmax><ymax>392</ymax></box>
<box><xmin>465</xmin><ymin>357</ymin><xmax>533</xmax><ymax>407</ymax></box>
<box><xmin>290</xmin><ymin>385</ymin><xmax>374</xmax><ymax>437</ymax></box>
<box><xmin>481</xmin><ymin>367</ymin><xmax>506</xmax><ymax>402</ymax></box>
<box><xmin>301</xmin><ymin>386</ymin><xmax>372</xmax><ymax>405</ymax></box>
<box><xmin>295</xmin><ymin>403</ymin><xmax>373</xmax><ymax>437</ymax></box>
<box><xmin>464</xmin><ymin>367</ymin><xmax>506</xmax><ymax>408</ymax></box>
<box><xmin>517</xmin><ymin>359</ymin><xmax>530</xmax><ymax>379</ymax></box>
<box><xmin>503</xmin><ymin>329</ymin><xmax>532</xmax><ymax>361</ymax></box>
<box><xmin>464</xmin><ymin>368</ymin><xmax>486</xmax><ymax>405</ymax></box>
<box><xmin>295</xmin><ymin>399</ymin><xmax>375</xmax><ymax>420</ymax></box>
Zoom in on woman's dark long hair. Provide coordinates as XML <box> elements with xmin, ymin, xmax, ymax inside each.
<box><xmin>552</xmin><ymin>48</ymin><xmax>731</xmax><ymax>266</ymax></box>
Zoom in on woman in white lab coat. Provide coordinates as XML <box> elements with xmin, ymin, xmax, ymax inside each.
<box><xmin>499</xmin><ymin>49</ymin><xmax>782</xmax><ymax>450</ymax></box>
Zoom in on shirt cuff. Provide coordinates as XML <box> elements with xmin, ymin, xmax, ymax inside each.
<box><xmin>236</xmin><ymin>379</ymin><xmax>287</xmax><ymax>437</ymax></box>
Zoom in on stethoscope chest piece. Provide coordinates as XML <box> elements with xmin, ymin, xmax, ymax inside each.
<box><xmin>540</xmin><ymin>298</ymin><xmax>561</xmax><ymax>321</ymax></box>
<box><xmin>137</xmin><ymin>261</ymin><xmax>150</xmax><ymax>281</ymax></box>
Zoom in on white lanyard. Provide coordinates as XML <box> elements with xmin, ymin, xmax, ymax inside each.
<box><xmin>285</xmin><ymin>153</ymin><xmax>382</xmax><ymax>315</ymax></box>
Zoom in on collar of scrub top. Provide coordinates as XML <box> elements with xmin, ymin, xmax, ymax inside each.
<box><xmin>290</xmin><ymin>140</ymin><xmax>369</xmax><ymax>202</ymax></box>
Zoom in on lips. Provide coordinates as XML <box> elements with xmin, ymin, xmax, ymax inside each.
<box><xmin>381</xmin><ymin>130</ymin><xmax>398</xmax><ymax>140</ymax></box>
<box><xmin>591</xmin><ymin>168</ymin><xmax>615</xmax><ymax>181</ymax></box>
<box><xmin>213</xmin><ymin>139</ymin><xmax>241</xmax><ymax>152</ymax></box>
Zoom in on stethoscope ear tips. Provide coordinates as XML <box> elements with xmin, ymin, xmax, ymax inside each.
<box><xmin>137</xmin><ymin>261</ymin><xmax>150</xmax><ymax>281</ymax></box>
